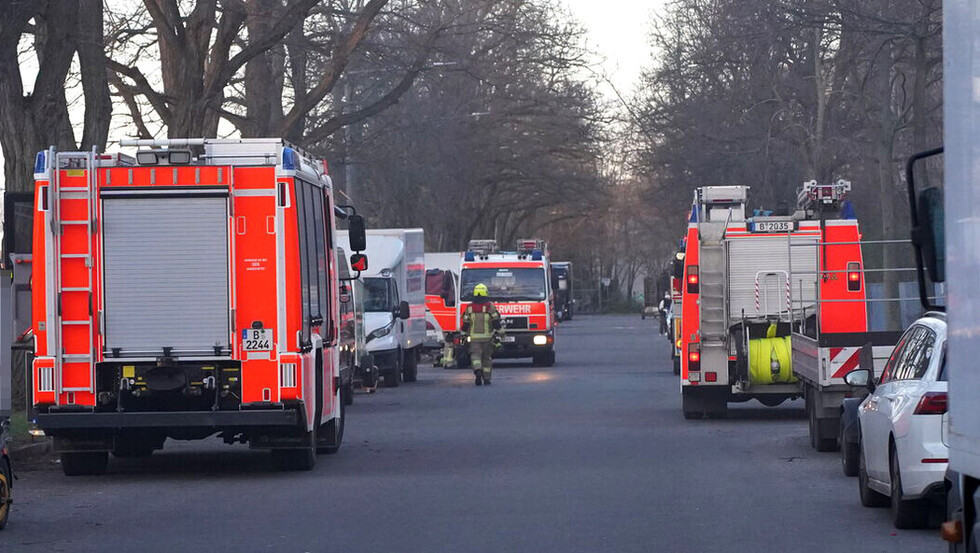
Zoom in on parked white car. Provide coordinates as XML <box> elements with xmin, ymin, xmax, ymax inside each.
<box><xmin>845</xmin><ymin>312</ymin><xmax>948</xmax><ymax>529</ymax></box>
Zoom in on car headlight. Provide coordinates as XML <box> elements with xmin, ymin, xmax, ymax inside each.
<box><xmin>366</xmin><ymin>321</ymin><xmax>395</xmax><ymax>343</ymax></box>
<box><xmin>533</xmin><ymin>334</ymin><xmax>548</xmax><ymax>346</ymax></box>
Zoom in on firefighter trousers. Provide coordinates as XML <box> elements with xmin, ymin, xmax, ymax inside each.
<box><xmin>469</xmin><ymin>339</ymin><xmax>494</xmax><ymax>379</ymax></box>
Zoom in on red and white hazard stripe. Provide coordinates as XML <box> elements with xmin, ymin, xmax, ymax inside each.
<box><xmin>830</xmin><ymin>347</ymin><xmax>862</xmax><ymax>378</ymax></box>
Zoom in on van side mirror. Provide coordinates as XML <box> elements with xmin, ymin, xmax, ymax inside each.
<box><xmin>348</xmin><ymin>214</ymin><xmax>367</xmax><ymax>252</ymax></box>
<box><xmin>396</xmin><ymin>300</ymin><xmax>410</xmax><ymax>320</ymax></box>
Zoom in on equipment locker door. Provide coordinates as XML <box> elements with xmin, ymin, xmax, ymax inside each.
<box><xmin>101</xmin><ymin>192</ymin><xmax>231</xmax><ymax>357</ymax></box>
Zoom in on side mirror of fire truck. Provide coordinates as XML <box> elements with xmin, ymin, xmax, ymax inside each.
<box><xmin>349</xmin><ymin>253</ymin><xmax>368</xmax><ymax>274</ymax></box>
<box><xmin>348</xmin><ymin>214</ymin><xmax>367</xmax><ymax>252</ymax></box>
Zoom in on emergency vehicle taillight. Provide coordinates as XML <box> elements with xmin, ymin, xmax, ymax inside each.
<box><xmin>846</xmin><ymin>262</ymin><xmax>861</xmax><ymax>291</ymax></box>
<box><xmin>688</xmin><ymin>343</ymin><xmax>701</xmax><ymax>371</ymax></box>
<box><xmin>687</xmin><ymin>265</ymin><xmax>699</xmax><ymax>294</ymax></box>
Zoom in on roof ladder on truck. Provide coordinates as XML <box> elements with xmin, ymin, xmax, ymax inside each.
<box><xmin>49</xmin><ymin>148</ymin><xmax>98</xmax><ymax>404</ymax></box>
<box><xmin>698</xmin><ymin>186</ymin><xmax>747</xmax><ymax>381</ymax></box>
<box><xmin>698</xmin><ymin>226</ymin><xmax>728</xmax><ymax>375</ymax></box>
<box><xmin>697</xmin><ymin>187</ymin><xmax>746</xmax><ymax>380</ymax></box>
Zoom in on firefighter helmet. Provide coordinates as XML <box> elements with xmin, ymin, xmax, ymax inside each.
<box><xmin>473</xmin><ymin>283</ymin><xmax>489</xmax><ymax>297</ymax></box>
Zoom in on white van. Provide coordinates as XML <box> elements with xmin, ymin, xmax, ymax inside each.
<box><xmin>339</xmin><ymin>229</ymin><xmax>425</xmax><ymax>387</ymax></box>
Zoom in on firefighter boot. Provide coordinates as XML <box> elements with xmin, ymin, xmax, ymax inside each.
<box><xmin>482</xmin><ymin>369</ymin><xmax>491</xmax><ymax>386</ymax></box>
<box><xmin>474</xmin><ymin>369</ymin><xmax>483</xmax><ymax>386</ymax></box>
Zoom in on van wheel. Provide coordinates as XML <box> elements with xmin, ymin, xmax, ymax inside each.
<box><xmin>61</xmin><ymin>451</ymin><xmax>108</xmax><ymax>476</ymax></box>
<box><xmin>403</xmin><ymin>349</ymin><xmax>418</xmax><ymax>382</ymax></box>
<box><xmin>858</xmin><ymin>441</ymin><xmax>889</xmax><ymax>507</ymax></box>
<box><xmin>890</xmin><ymin>445</ymin><xmax>929</xmax><ymax>528</ymax></box>
<box><xmin>0</xmin><ymin>459</ymin><xmax>11</xmax><ymax>530</ymax></box>
<box><xmin>272</xmin><ymin>430</ymin><xmax>317</xmax><ymax>471</ymax></box>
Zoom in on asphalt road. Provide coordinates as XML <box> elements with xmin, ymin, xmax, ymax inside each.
<box><xmin>5</xmin><ymin>315</ymin><xmax>940</xmax><ymax>552</ymax></box>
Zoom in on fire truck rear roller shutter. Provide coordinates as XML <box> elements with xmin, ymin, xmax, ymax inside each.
<box><xmin>727</xmin><ymin>237</ymin><xmax>819</xmax><ymax>317</ymax></box>
<box><xmin>102</xmin><ymin>195</ymin><xmax>231</xmax><ymax>357</ymax></box>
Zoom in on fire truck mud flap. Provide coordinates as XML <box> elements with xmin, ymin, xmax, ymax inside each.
<box><xmin>682</xmin><ymin>387</ymin><xmax>728</xmax><ymax>419</ymax></box>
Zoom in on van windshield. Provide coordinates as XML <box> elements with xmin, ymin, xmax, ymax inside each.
<box><xmin>460</xmin><ymin>268</ymin><xmax>546</xmax><ymax>301</ymax></box>
<box><xmin>362</xmin><ymin>277</ymin><xmax>395</xmax><ymax>312</ymax></box>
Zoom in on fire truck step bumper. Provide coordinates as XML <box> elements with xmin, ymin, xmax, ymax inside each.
<box><xmin>36</xmin><ymin>409</ymin><xmax>300</xmax><ymax>430</ymax></box>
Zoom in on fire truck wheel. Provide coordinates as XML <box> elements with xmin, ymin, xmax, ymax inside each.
<box><xmin>672</xmin><ymin>357</ymin><xmax>680</xmax><ymax>375</ymax></box>
<box><xmin>533</xmin><ymin>350</ymin><xmax>555</xmax><ymax>367</ymax></box>
<box><xmin>60</xmin><ymin>451</ymin><xmax>108</xmax><ymax>476</ymax></box>
<box><xmin>807</xmin><ymin>392</ymin><xmax>838</xmax><ymax>452</ymax></box>
<box><xmin>403</xmin><ymin>349</ymin><xmax>419</xmax><ymax>383</ymax></box>
<box><xmin>318</xmin><ymin>391</ymin><xmax>346</xmax><ymax>455</ymax></box>
<box><xmin>272</xmin><ymin>432</ymin><xmax>317</xmax><ymax>471</ymax></box>
<box><xmin>343</xmin><ymin>380</ymin><xmax>354</xmax><ymax>406</ymax></box>
<box><xmin>0</xmin><ymin>458</ymin><xmax>11</xmax><ymax>531</ymax></box>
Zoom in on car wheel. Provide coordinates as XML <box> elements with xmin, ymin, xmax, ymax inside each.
<box><xmin>858</xmin><ymin>440</ymin><xmax>889</xmax><ymax>508</ymax></box>
<box><xmin>890</xmin><ymin>444</ymin><xmax>929</xmax><ymax>529</ymax></box>
<box><xmin>840</xmin><ymin>418</ymin><xmax>859</xmax><ymax>477</ymax></box>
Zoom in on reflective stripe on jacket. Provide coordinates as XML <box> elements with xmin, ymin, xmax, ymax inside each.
<box><xmin>463</xmin><ymin>302</ymin><xmax>501</xmax><ymax>340</ymax></box>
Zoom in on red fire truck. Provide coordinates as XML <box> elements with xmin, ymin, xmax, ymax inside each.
<box><xmin>679</xmin><ymin>183</ymin><xmax>890</xmax><ymax>421</ymax></box>
<box><xmin>458</xmin><ymin>239</ymin><xmax>556</xmax><ymax>367</ymax></box>
<box><xmin>30</xmin><ymin>138</ymin><xmax>367</xmax><ymax>474</ymax></box>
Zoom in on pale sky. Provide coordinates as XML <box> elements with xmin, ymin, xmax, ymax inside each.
<box><xmin>560</xmin><ymin>0</ymin><xmax>668</xmax><ymax>101</ymax></box>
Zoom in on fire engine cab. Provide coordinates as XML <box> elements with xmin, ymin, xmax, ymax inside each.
<box><xmin>30</xmin><ymin>138</ymin><xmax>367</xmax><ymax>474</ymax></box>
<box><xmin>679</xmin><ymin>182</ymin><xmax>878</xmax><ymax>420</ymax></box>
<box><xmin>458</xmin><ymin>239</ymin><xmax>556</xmax><ymax>367</ymax></box>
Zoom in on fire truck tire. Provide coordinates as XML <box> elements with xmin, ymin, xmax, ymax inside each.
<box><xmin>533</xmin><ymin>350</ymin><xmax>555</xmax><ymax>367</ymax></box>
<box><xmin>272</xmin><ymin>432</ymin><xmax>317</xmax><ymax>471</ymax></box>
<box><xmin>403</xmin><ymin>349</ymin><xmax>419</xmax><ymax>383</ymax></box>
<box><xmin>344</xmin><ymin>380</ymin><xmax>354</xmax><ymax>406</ymax></box>
<box><xmin>60</xmin><ymin>451</ymin><xmax>108</xmax><ymax>476</ymax></box>
<box><xmin>705</xmin><ymin>402</ymin><xmax>728</xmax><ymax>419</ymax></box>
<box><xmin>318</xmin><ymin>390</ymin><xmax>346</xmax><ymax>455</ymax></box>
<box><xmin>672</xmin><ymin>357</ymin><xmax>680</xmax><ymax>375</ymax></box>
<box><xmin>0</xmin><ymin>458</ymin><xmax>11</xmax><ymax>531</ymax></box>
<box><xmin>807</xmin><ymin>392</ymin><xmax>838</xmax><ymax>452</ymax></box>
<box><xmin>858</xmin><ymin>441</ymin><xmax>889</xmax><ymax>508</ymax></box>
<box><xmin>111</xmin><ymin>443</ymin><xmax>154</xmax><ymax>459</ymax></box>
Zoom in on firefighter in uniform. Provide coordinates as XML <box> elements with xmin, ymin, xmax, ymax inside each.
<box><xmin>462</xmin><ymin>283</ymin><xmax>503</xmax><ymax>386</ymax></box>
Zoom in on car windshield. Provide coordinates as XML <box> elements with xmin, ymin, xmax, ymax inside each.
<box><xmin>460</xmin><ymin>267</ymin><xmax>546</xmax><ymax>301</ymax></box>
<box><xmin>362</xmin><ymin>277</ymin><xmax>395</xmax><ymax>312</ymax></box>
